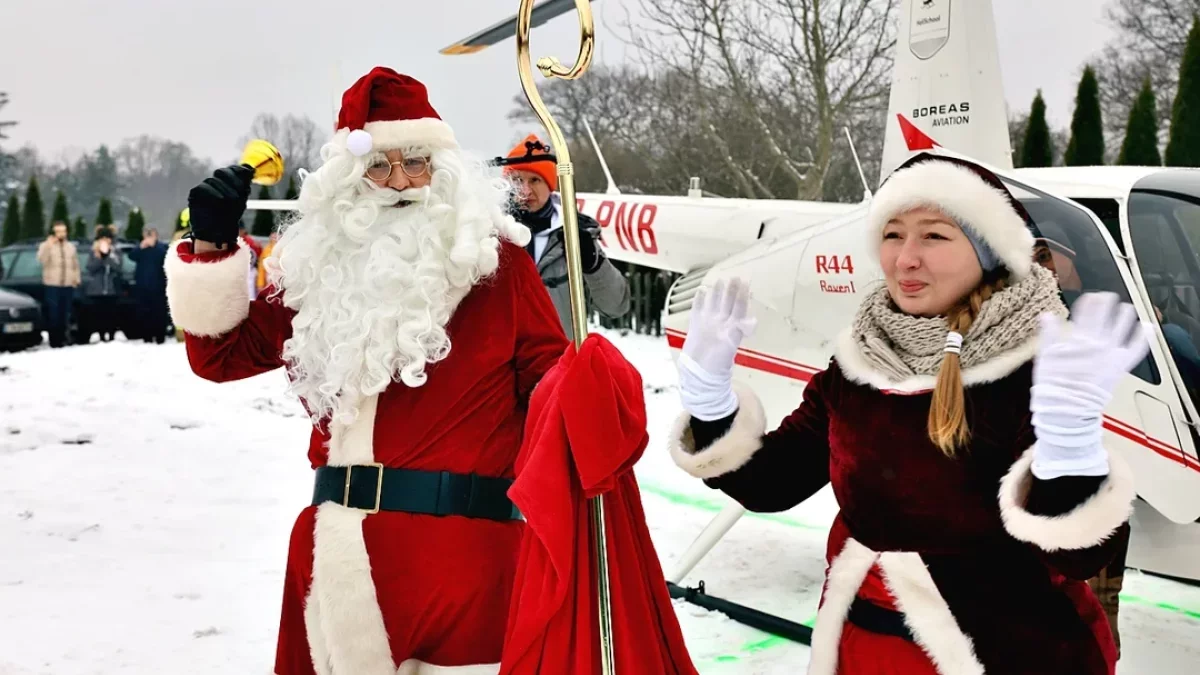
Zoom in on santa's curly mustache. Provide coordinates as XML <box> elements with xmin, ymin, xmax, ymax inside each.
<box><xmin>264</xmin><ymin>135</ymin><xmax>530</xmax><ymax>426</ymax></box>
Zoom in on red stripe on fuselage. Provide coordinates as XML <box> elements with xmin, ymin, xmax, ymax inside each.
<box><xmin>663</xmin><ymin>329</ymin><xmax>1200</xmax><ymax>473</ymax></box>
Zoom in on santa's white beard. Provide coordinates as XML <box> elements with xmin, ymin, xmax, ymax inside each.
<box><xmin>265</xmin><ymin>143</ymin><xmax>529</xmax><ymax>425</ymax></box>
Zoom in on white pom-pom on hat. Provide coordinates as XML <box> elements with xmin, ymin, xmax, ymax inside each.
<box><xmin>346</xmin><ymin>129</ymin><xmax>373</xmax><ymax>157</ymax></box>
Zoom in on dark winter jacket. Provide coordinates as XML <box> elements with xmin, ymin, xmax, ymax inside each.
<box><xmin>669</xmin><ymin>330</ymin><xmax>1130</xmax><ymax>675</ymax></box>
<box><xmin>128</xmin><ymin>242</ymin><xmax>168</xmax><ymax>297</ymax></box>
<box><xmin>532</xmin><ymin>213</ymin><xmax>630</xmax><ymax>342</ymax></box>
<box><xmin>84</xmin><ymin>251</ymin><xmax>124</xmax><ymax>297</ymax></box>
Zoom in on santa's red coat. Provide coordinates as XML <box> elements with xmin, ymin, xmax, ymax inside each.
<box><xmin>165</xmin><ymin>239</ymin><xmax>569</xmax><ymax>674</ymax></box>
<box><xmin>670</xmin><ymin>330</ymin><xmax>1133</xmax><ymax>675</ymax></box>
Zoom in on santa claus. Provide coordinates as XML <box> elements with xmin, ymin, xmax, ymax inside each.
<box><xmin>165</xmin><ymin>67</ymin><xmax>569</xmax><ymax>674</ymax></box>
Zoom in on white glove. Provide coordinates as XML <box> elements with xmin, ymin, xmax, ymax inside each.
<box><xmin>678</xmin><ymin>277</ymin><xmax>757</xmax><ymax>420</ymax></box>
<box><xmin>1031</xmin><ymin>292</ymin><xmax>1151</xmax><ymax>479</ymax></box>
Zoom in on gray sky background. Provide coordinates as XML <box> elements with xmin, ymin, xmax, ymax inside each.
<box><xmin>2</xmin><ymin>0</ymin><xmax>1114</xmax><ymax>168</ymax></box>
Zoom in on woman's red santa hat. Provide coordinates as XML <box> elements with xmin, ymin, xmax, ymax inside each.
<box><xmin>337</xmin><ymin>67</ymin><xmax>458</xmax><ymax>157</ymax></box>
<box><xmin>867</xmin><ymin>151</ymin><xmax>1037</xmax><ymax>281</ymax></box>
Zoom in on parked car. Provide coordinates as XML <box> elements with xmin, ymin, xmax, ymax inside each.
<box><xmin>0</xmin><ymin>286</ymin><xmax>43</xmax><ymax>352</ymax></box>
<box><xmin>0</xmin><ymin>238</ymin><xmax>150</xmax><ymax>343</ymax></box>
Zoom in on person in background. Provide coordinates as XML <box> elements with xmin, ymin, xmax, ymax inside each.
<box><xmin>128</xmin><ymin>227</ymin><xmax>170</xmax><ymax>343</ymax></box>
<box><xmin>237</xmin><ymin>222</ymin><xmax>261</xmax><ymax>299</ymax></box>
<box><xmin>495</xmin><ymin>134</ymin><xmax>630</xmax><ymax>341</ymax></box>
<box><xmin>84</xmin><ymin>232</ymin><xmax>124</xmax><ymax>342</ymax></box>
<box><xmin>36</xmin><ymin>221</ymin><xmax>81</xmax><ymax>348</ymax></box>
<box><xmin>256</xmin><ymin>231</ymin><xmax>278</xmax><ymax>292</ymax></box>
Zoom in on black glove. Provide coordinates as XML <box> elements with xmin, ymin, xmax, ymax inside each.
<box><xmin>577</xmin><ymin>223</ymin><xmax>603</xmax><ymax>274</ymax></box>
<box><xmin>188</xmin><ymin>164</ymin><xmax>254</xmax><ymax>248</ymax></box>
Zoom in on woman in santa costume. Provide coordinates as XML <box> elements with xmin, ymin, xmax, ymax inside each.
<box><xmin>668</xmin><ymin>152</ymin><xmax>1148</xmax><ymax>674</ymax></box>
<box><xmin>165</xmin><ymin>67</ymin><xmax>569</xmax><ymax>674</ymax></box>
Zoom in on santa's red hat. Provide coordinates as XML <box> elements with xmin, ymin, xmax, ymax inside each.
<box><xmin>336</xmin><ymin>67</ymin><xmax>458</xmax><ymax>157</ymax></box>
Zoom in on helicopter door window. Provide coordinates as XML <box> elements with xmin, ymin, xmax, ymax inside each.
<box><xmin>999</xmin><ymin>177</ymin><xmax>1160</xmax><ymax>386</ymax></box>
<box><xmin>1128</xmin><ymin>188</ymin><xmax>1200</xmax><ymax>404</ymax></box>
<box><xmin>1075</xmin><ymin>198</ymin><xmax>1124</xmax><ymax>254</ymax></box>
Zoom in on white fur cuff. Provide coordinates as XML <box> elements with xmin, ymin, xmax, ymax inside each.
<box><xmin>669</xmin><ymin>381</ymin><xmax>767</xmax><ymax>479</ymax></box>
<box><xmin>998</xmin><ymin>447</ymin><xmax>1135</xmax><ymax>552</ymax></box>
<box><xmin>164</xmin><ymin>243</ymin><xmax>253</xmax><ymax>337</ymax></box>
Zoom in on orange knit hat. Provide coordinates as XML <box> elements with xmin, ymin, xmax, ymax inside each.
<box><xmin>502</xmin><ymin>134</ymin><xmax>558</xmax><ymax>192</ymax></box>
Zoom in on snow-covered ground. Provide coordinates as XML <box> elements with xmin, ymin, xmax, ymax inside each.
<box><xmin>1</xmin><ymin>329</ymin><xmax>1198</xmax><ymax>674</ymax></box>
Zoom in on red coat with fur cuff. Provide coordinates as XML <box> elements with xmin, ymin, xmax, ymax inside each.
<box><xmin>669</xmin><ymin>344</ymin><xmax>1134</xmax><ymax>675</ymax></box>
<box><xmin>164</xmin><ymin>239</ymin><xmax>569</xmax><ymax>674</ymax></box>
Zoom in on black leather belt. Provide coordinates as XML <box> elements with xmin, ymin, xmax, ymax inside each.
<box><xmin>312</xmin><ymin>464</ymin><xmax>522</xmax><ymax>521</ymax></box>
<box><xmin>847</xmin><ymin>597</ymin><xmax>915</xmax><ymax>642</ymax></box>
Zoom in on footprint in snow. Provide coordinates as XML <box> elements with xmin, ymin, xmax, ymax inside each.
<box><xmin>193</xmin><ymin>627</ymin><xmax>222</xmax><ymax>638</ymax></box>
<box><xmin>64</xmin><ymin>524</ymin><xmax>100</xmax><ymax>542</ymax></box>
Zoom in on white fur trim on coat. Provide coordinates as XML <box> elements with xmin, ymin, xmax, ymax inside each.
<box><xmin>806</xmin><ymin>539</ymin><xmax>878</xmax><ymax>675</ymax></box>
<box><xmin>805</xmin><ymin>539</ymin><xmax>985</xmax><ymax>675</ymax></box>
<box><xmin>877</xmin><ymin>552</ymin><xmax>985</xmax><ymax>675</ymax></box>
<box><xmin>346</xmin><ymin>117</ymin><xmax>459</xmax><ymax>153</ymax></box>
<box><xmin>307</xmin><ymin>503</ymin><xmax>395</xmax><ymax>675</ymax></box>
<box><xmin>868</xmin><ymin>159</ymin><xmax>1035</xmax><ymax>280</ymax></box>
<box><xmin>833</xmin><ymin>328</ymin><xmax>1038</xmax><ymax>394</ymax></box>
<box><xmin>668</xmin><ymin>381</ymin><xmax>767</xmax><ymax>479</ymax></box>
<box><xmin>164</xmin><ymin>242</ymin><xmax>252</xmax><ymax>337</ymax></box>
<box><xmin>397</xmin><ymin>660</ymin><xmax>500</xmax><ymax>674</ymax></box>
<box><xmin>326</xmin><ymin>394</ymin><xmax>379</xmax><ymax>466</ymax></box>
<box><xmin>304</xmin><ymin>394</ymin><xmax>397</xmax><ymax>674</ymax></box>
<box><xmin>998</xmin><ymin>446</ymin><xmax>1135</xmax><ymax>552</ymax></box>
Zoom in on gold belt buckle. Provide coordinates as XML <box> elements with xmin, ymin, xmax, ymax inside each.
<box><xmin>343</xmin><ymin>463</ymin><xmax>384</xmax><ymax>514</ymax></box>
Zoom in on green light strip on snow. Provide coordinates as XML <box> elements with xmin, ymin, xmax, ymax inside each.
<box><xmin>1120</xmin><ymin>594</ymin><xmax>1200</xmax><ymax>621</ymax></box>
<box><xmin>640</xmin><ymin>482</ymin><xmax>1200</xmax><ymax>621</ymax></box>
<box><xmin>638</xmin><ymin>482</ymin><xmax>826</xmax><ymax>531</ymax></box>
<box><xmin>707</xmin><ymin>615</ymin><xmax>816</xmax><ymax>665</ymax></box>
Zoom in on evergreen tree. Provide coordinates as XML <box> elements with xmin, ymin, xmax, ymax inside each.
<box><xmin>50</xmin><ymin>190</ymin><xmax>70</xmax><ymax>228</ymax></box>
<box><xmin>1118</xmin><ymin>78</ymin><xmax>1162</xmax><ymax>166</ymax></box>
<box><xmin>19</xmin><ymin>176</ymin><xmax>45</xmax><ymax>240</ymax></box>
<box><xmin>1064</xmin><ymin>66</ymin><xmax>1105</xmax><ymax>166</ymax></box>
<box><xmin>125</xmin><ymin>208</ymin><xmax>145</xmax><ymax>241</ymax></box>
<box><xmin>94</xmin><ymin>198</ymin><xmax>115</xmax><ymax>240</ymax></box>
<box><xmin>284</xmin><ymin>175</ymin><xmax>299</xmax><ymax>201</ymax></box>
<box><xmin>1020</xmin><ymin>91</ymin><xmax>1055</xmax><ymax>168</ymax></box>
<box><xmin>1166</xmin><ymin>16</ymin><xmax>1200</xmax><ymax>167</ymax></box>
<box><xmin>251</xmin><ymin>185</ymin><xmax>274</xmax><ymax>236</ymax></box>
<box><xmin>1</xmin><ymin>194</ymin><xmax>19</xmax><ymax>246</ymax></box>
<box><xmin>72</xmin><ymin>216</ymin><xmax>87</xmax><ymax>240</ymax></box>
<box><xmin>96</xmin><ymin>198</ymin><xmax>114</xmax><ymax>227</ymax></box>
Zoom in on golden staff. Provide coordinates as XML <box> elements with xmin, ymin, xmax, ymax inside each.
<box><xmin>514</xmin><ymin>1</ymin><xmax>614</xmax><ymax>673</ymax></box>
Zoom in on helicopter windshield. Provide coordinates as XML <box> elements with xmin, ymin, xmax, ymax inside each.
<box><xmin>997</xmin><ymin>174</ymin><xmax>1160</xmax><ymax>385</ymax></box>
<box><xmin>1127</xmin><ymin>171</ymin><xmax>1200</xmax><ymax>405</ymax></box>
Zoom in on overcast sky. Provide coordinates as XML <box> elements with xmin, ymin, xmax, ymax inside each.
<box><xmin>1</xmin><ymin>0</ymin><xmax>1114</xmax><ymax>167</ymax></box>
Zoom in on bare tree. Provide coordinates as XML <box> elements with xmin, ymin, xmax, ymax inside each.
<box><xmin>238</xmin><ymin>113</ymin><xmax>325</xmax><ymax>178</ymax></box>
<box><xmin>1095</xmin><ymin>0</ymin><xmax>1200</xmax><ymax>153</ymax></box>
<box><xmin>609</xmin><ymin>0</ymin><xmax>896</xmax><ymax>200</ymax></box>
<box><xmin>113</xmin><ymin>136</ymin><xmax>212</xmax><ymax>231</ymax></box>
<box><xmin>0</xmin><ymin>92</ymin><xmax>15</xmax><ymax>141</ymax></box>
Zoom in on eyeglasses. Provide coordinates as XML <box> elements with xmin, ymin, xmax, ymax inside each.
<box><xmin>365</xmin><ymin>155</ymin><xmax>430</xmax><ymax>181</ymax></box>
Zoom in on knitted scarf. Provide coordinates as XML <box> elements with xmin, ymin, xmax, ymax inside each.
<box><xmin>849</xmin><ymin>264</ymin><xmax>1068</xmax><ymax>382</ymax></box>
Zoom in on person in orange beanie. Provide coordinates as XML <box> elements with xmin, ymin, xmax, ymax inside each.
<box><xmin>496</xmin><ymin>135</ymin><xmax>629</xmax><ymax>341</ymax></box>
